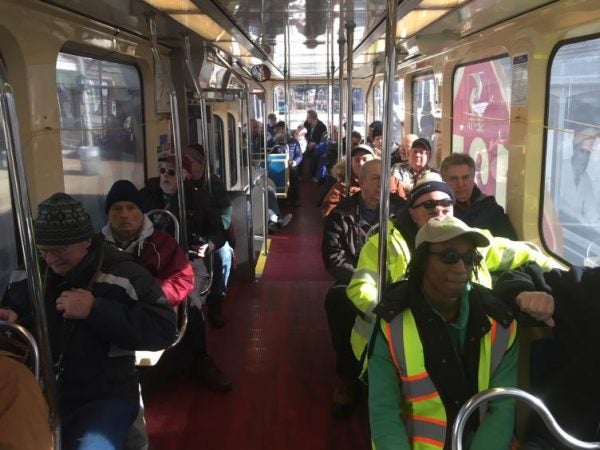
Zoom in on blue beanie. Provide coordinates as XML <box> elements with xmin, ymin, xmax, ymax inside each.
<box><xmin>105</xmin><ymin>180</ymin><xmax>148</xmax><ymax>213</ymax></box>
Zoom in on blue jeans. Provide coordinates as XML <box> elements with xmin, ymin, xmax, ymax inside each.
<box><xmin>62</xmin><ymin>398</ymin><xmax>139</xmax><ymax>450</ymax></box>
<box><xmin>211</xmin><ymin>242</ymin><xmax>233</xmax><ymax>298</ymax></box>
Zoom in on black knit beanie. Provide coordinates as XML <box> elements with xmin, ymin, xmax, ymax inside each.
<box><xmin>105</xmin><ymin>180</ymin><xmax>148</xmax><ymax>213</ymax></box>
<box><xmin>34</xmin><ymin>193</ymin><xmax>93</xmax><ymax>245</ymax></box>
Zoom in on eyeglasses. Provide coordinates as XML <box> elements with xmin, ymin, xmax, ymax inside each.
<box><xmin>429</xmin><ymin>249</ymin><xmax>482</xmax><ymax>266</ymax></box>
<box><xmin>412</xmin><ymin>199</ymin><xmax>454</xmax><ymax>210</ymax></box>
<box><xmin>159</xmin><ymin>167</ymin><xmax>176</xmax><ymax>176</ymax></box>
<box><xmin>38</xmin><ymin>246</ymin><xmax>70</xmax><ymax>259</ymax></box>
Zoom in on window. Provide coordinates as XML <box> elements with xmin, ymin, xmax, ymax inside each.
<box><xmin>213</xmin><ymin>114</ymin><xmax>225</xmax><ymax>181</ymax></box>
<box><xmin>412</xmin><ymin>73</ymin><xmax>435</xmax><ymax>140</ymax></box>
<box><xmin>373</xmin><ymin>82</ymin><xmax>383</xmax><ymax>122</ymax></box>
<box><xmin>227</xmin><ymin>113</ymin><xmax>238</xmax><ymax>186</ymax></box>
<box><xmin>273</xmin><ymin>84</ymin><xmax>339</xmax><ymax>131</ymax></box>
<box><xmin>452</xmin><ymin>56</ymin><xmax>511</xmax><ymax>208</ymax></box>
<box><xmin>0</xmin><ymin>58</ymin><xmax>19</xmax><ymax>293</ymax></box>
<box><xmin>543</xmin><ymin>37</ymin><xmax>600</xmax><ymax>266</ymax></box>
<box><xmin>57</xmin><ymin>52</ymin><xmax>145</xmax><ymax>229</ymax></box>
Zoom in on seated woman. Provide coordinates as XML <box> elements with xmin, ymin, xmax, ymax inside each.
<box><xmin>368</xmin><ymin>216</ymin><xmax>518</xmax><ymax>450</ymax></box>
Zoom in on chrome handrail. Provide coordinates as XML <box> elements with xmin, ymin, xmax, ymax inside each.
<box><xmin>452</xmin><ymin>387</ymin><xmax>600</xmax><ymax>450</ymax></box>
<box><xmin>0</xmin><ymin>320</ymin><xmax>40</xmax><ymax>380</ymax></box>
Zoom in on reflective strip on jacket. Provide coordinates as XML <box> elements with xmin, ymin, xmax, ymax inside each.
<box><xmin>382</xmin><ymin>309</ymin><xmax>517</xmax><ymax>448</ymax></box>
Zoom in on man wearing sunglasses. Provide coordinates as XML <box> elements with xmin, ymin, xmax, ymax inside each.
<box><xmin>368</xmin><ymin>216</ymin><xmax>518</xmax><ymax>450</ymax></box>
<box><xmin>346</xmin><ymin>173</ymin><xmax>560</xmax><ymax>364</ymax></box>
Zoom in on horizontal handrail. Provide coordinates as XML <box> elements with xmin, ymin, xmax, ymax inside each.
<box><xmin>452</xmin><ymin>387</ymin><xmax>600</xmax><ymax>450</ymax></box>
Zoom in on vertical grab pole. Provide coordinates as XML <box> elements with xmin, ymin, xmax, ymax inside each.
<box><xmin>365</xmin><ymin>62</ymin><xmax>377</xmax><ymax>142</ymax></box>
<box><xmin>344</xmin><ymin>20</ymin><xmax>355</xmax><ymax>197</ymax></box>
<box><xmin>148</xmin><ymin>16</ymin><xmax>188</xmax><ymax>251</ymax></box>
<box><xmin>337</xmin><ymin>25</ymin><xmax>345</xmax><ymax>189</ymax></box>
<box><xmin>184</xmin><ymin>35</ymin><xmax>212</xmax><ymax>194</ymax></box>
<box><xmin>376</xmin><ymin>0</ymin><xmax>398</xmax><ymax>306</ymax></box>
<box><xmin>0</xmin><ymin>83</ymin><xmax>62</xmax><ymax>449</ymax></box>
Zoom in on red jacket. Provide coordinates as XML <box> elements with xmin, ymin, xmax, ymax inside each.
<box><xmin>102</xmin><ymin>218</ymin><xmax>194</xmax><ymax>306</ymax></box>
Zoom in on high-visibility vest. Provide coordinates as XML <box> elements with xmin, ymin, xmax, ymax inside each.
<box><xmin>383</xmin><ymin>309</ymin><xmax>517</xmax><ymax>449</ymax></box>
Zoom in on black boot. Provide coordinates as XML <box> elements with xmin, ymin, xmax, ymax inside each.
<box><xmin>196</xmin><ymin>355</ymin><xmax>232</xmax><ymax>392</ymax></box>
<box><xmin>207</xmin><ymin>301</ymin><xmax>226</xmax><ymax>328</ymax></box>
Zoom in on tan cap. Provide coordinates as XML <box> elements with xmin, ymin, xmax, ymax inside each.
<box><xmin>415</xmin><ymin>216</ymin><xmax>489</xmax><ymax>249</ymax></box>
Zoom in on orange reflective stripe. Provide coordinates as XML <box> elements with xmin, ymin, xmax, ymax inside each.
<box><xmin>400</xmin><ymin>371</ymin><xmax>428</xmax><ymax>382</ymax></box>
<box><xmin>411</xmin><ymin>415</ymin><xmax>447</xmax><ymax>427</ymax></box>
<box><xmin>406</xmin><ymin>391</ymin><xmax>440</xmax><ymax>403</ymax></box>
<box><xmin>412</xmin><ymin>436</ymin><xmax>445</xmax><ymax>448</ymax></box>
<box><xmin>490</xmin><ymin>320</ymin><xmax>497</xmax><ymax>345</ymax></box>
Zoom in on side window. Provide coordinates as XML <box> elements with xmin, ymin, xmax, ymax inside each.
<box><xmin>452</xmin><ymin>56</ymin><xmax>511</xmax><ymax>208</ymax></box>
<box><xmin>352</xmin><ymin>87</ymin><xmax>364</xmax><ymax>131</ymax></box>
<box><xmin>0</xmin><ymin>58</ymin><xmax>19</xmax><ymax>293</ymax></box>
<box><xmin>213</xmin><ymin>114</ymin><xmax>225</xmax><ymax>182</ymax></box>
<box><xmin>411</xmin><ymin>73</ymin><xmax>435</xmax><ymax>141</ymax></box>
<box><xmin>373</xmin><ymin>82</ymin><xmax>383</xmax><ymax>121</ymax></box>
<box><xmin>393</xmin><ymin>79</ymin><xmax>404</xmax><ymax>144</ymax></box>
<box><xmin>56</xmin><ymin>52</ymin><xmax>144</xmax><ymax>228</ymax></box>
<box><xmin>543</xmin><ymin>37</ymin><xmax>600</xmax><ymax>266</ymax></box>
<box><xmin>227</xmin><ymin>113</ymin><xmax>238</xmax><ymax>186</ymax></box>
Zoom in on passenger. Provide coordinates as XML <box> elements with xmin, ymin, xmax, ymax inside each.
<box><xmin>371</xmin><ymin>127</ymin><xmax>383</xmax><ymax>157</ymax></box>
<box><xmin>494</xmin><ymin>262</ymin><xmax>600</xmax><ymax>447</ymax></box>
<box><xmin>320</xmin><ymin>144</ymin><xmax>375</xmax><ymax>217</ymax></box>
<box><xmin>390</xmin><ymin>133</ymin><xmax>418</xmax><ymax>165</ymax></box>
<box><xmin>316</xmin><ymin>130</ymin><xmax>362</xmax><ymax>205</ymax></box>
<box><xmin>101</xmin><ymin>180</ymin><xmax>193</xmax><ymax>450</ymax></box>
<box><xmin>441</xmin><ymin>153</ymin><xmax>517</xmax><ymax>240</ymax></box>
<box><xmin>312</xmin><ymin>131</ymin><xmax>330</xmax><ymax>183</ymax></box>
<box><xmin>367</xmin><ymin>120</ymin><xmax>383</xmax><ymax>146</ymax></box>
<box><xmin>558</xmin><ymin>127</ymin><xmax>598</xmax><ymax>223</ymax></box>
<box><xmin>301</xmin><ymin>109</ymin><xmax>327</xmax><ymax>179</ymax></box>
<box><xmin>322</xmin><ymin>159</ymin><xmax>405</xmax><ymax>419</ymax></box>
<box><xmin>102</xmin><ymin>180</ymin><xmax>193</xmax><ymax>306</ymax></box>
<box><xmin>369</xmin><ymin>216</ymin><xmax>518</xmax><ymax>450</ymax></box>
<box><xmin>0</xmin><ymin>193</ymin><xmax>176</xmax><ymax>450</ymax></box>
<box><xmin>346</xmin><ymin>174</ymin><xmax>560</xmax><ymax>363</ymax></box>
<box><xmin>266</xmin><ymin>113</ymin><xmax>278</xmax><ymax>145</ymax></box>
<box><xmin>390</xmin><ymin>137</ymin><xmax>435</xmax><ymax>195</ymax></box>
<box><xmin>182</xmin><ymin>144</ymin><xmax>236</xmax><ymax>326</ymax></box>
<box><xmin>0</xmin><ymin>351</ymin><xmax>53</xmax><ymax>450</ymax></box>
<box><xmin>273</xmin><ymin>122</ymin><xmax>302</xmax><ymax>205</ymax></box>
<box><xmin>140</xmin><ymin>159</ymin><xmax>232</xmax><ymax>392</ymax></box>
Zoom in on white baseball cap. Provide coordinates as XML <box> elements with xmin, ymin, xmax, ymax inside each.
<box><xmin>415</xmin><ymin>216</ymin><xmax>489</xmax><ymax>249</ymax></box>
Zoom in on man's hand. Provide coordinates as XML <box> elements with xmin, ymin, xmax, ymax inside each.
<box><xmin>0</xmin><ymin>308</ymin><xmax>18</xmax><ymax>323</ymax></box>
<box><xmin>191</xmin><ymin>243</ymin><xmax>209</xmax><ymax>258</ymax></box>
<box><xmin>516</xmin><ymin>291</ymin><xmax>555</xmax><ymax>327</ymax></box>
<box><xmin>56</xmin><ymin>288</ymin><xmax>95</xmax><ymax>319</ymax></box>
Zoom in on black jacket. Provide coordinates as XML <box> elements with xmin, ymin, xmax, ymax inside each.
<box><xmin>494</xmin><ymin>263</ymin><xmax>600</xmax><ymax>441</ymax></box>
<box><xmin>322</xmin><ymin>192</ymin><xmax>405</xmax><ymax>285</ymax></box>
<box><xmin>304</xmin><ymin>119</ymin><xmax>327</xmax><ymax>146</ymax></box>
<box><xmin>2</xmin><ymin>239</ymin><xmax>176</xmax><ymax>412</ymax></box>
<box><xmin>140</xmin><ymin>177</ymin><xmax>226</xmax><ymax>254</ymax></box>
<box><xmin>455</xmin><ymin>185</ymin><xmax>517</xmax><ymax>240</ymax></box>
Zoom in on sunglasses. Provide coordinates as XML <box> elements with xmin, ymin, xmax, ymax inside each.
<box><xmin>429</xmin><ymin>249</ymin><xmax>482</xmax><ymax>266</ymax></box>
<box><xmin>412</xmin><ymin>198</ymin><xmax>454</xmax><ymax>210</ymax></box>
<box><xmin>159</xmin><ymin>167</ymin><xmax>176</xmax><ymax>176</ymax></box>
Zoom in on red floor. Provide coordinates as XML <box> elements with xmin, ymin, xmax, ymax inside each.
<box><xmin>145</xmin><ymin>181</ymin><xmax>371</xmax><ymax>450</ymax></box>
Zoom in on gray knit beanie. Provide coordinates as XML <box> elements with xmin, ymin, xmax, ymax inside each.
<box><xmin>34</xmin><ymin>193</ymin><xmax>93</xmax><ymax>245</ymax></box>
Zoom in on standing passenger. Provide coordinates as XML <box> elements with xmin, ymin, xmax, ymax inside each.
<box><xmin>301</xmin><ymin>109</ymin><xmax>327</xmax><ymax>178</ymax></box>
<box><xmin>369</xmin><ymin>216</ymin><xmax>518</xmax><ymax>450</ymax></box>
<box><xmin>0</xmin><ymin>193</ymin><xmax>176</xmax><ymax>450</ymax></box>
